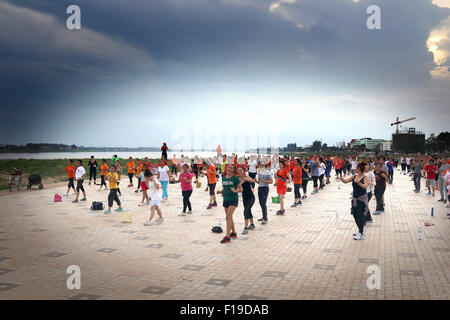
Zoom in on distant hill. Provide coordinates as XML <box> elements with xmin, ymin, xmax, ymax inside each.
<box><xmin>0</xmin><ymin>143</ymin><xmax>161</xmax><ymax>153</ymax></box>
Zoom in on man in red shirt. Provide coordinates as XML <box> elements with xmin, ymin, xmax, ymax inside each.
<box><xmin>424</xmin><ymin>159</ymin><xmax>438</xmax><ymax>196</ymax></box>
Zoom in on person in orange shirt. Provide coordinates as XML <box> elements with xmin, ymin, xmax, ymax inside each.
<box><xmin>99</xmin><ymin>159</ymin><xmax>109</xmax><ymax>190</ymax></box>
<box><xmin>64</xmin><ymin>159</ymin><xmax>76</xmax><ymax>196</ymax></box>
<box><xmin>291</xmin><ymin>159</ymin><xmax>303</xmax><ymax>207</ymax></box>
<box><xmin>206</xmin><ymin>162</ymin><xmax>218</xmax><ymax>209</ymax></box>
<box><xmin>126</xmin><ymin>156</ymin><xmax>136</xmax><ymax>187</ymax></box>
<box><xmin>289</xmin><ymin>156</ymin><xmax>295</xmax><ymax>174</ymax></box>
<box><xmin>135</xmin><ymin>160</ymin><xmax>143</xmax><ymax>193</ymax></box>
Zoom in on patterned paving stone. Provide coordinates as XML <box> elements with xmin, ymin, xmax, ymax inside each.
<box><xmin>432</xmin><ymin>247</ymin><xmax>450</xmax><ymax>252</ymax></box>
<box><xmin>0</xmin><ymin>268</ymin><xmax>14</xmax><ymax>275</ymax></box>
<box><xmin>394</xmin><ymin>230</ymin><xmax>410</xmax><ymax>234</ymax></box>
<box><xmin>45</xmin><ymin>252</ymin><xmax>67</xmax><ymax>258</ymax></box>
<box><xmin>313</xmin><ymin>264</ymin><xmax>335</xmax><ymax>270</ymax></box>
<box><xmin>358</xmin><ymin>258</ymin><xmax>378</xmax><ymax>264</ymax></box>
<box><xmin>427</xmin><ymin>235</ymin><xmax>444</xmax><ymax>240</ymax></box>
<box><xmin>145</xmin><ymin>243</ymin><xmax>164</xmax><ymax>249</ymax></box>
<box><xmin>239</xmin><ymin>295</ymin><xmax>268</xmax><ymax>300</ymax></box>
<box><xmin>190</xmin><ymin>240</ymin><xmax>208</xmax><ymax>245</ymax></box>
<box><xmin>399</xmin><ymin>270</ymin><xmax>423</xmax><ymax>276</ymax></box>
<box><xmin>295</xmin><ymin>240</ymin><xmax>313</xmax><ymax>245</ymax></box>
<box><xmin>180</xmin><ymin>264</ymin><xmax>205</xmax><ymax>272</ymax></box>
<box><xmin>72</xmin><ymin>227</ymin><xmax>87</xmax><ymax>230</ymax></box>
<box><xmin>270</xmin><ymin>233</ymin><xmax>287</xmax><ymax>238</ymax></box>
<box><xmin>262</xmin><ymin>271</ymin><xmax>287</xmax><ymax>278</ymax></box>
<box><xmin>397</xmin><ymin>252</ymin><xmax>418</xmax><ymax>258</ymax></box>
<box><xmin>324</xmin><ymin>248</ymin><xmax>343</xmax><ymax>254</ymax></box>
<box><xmin>0</xmin><ymin>283</ymin><xmax>18</xmax><ymax>292</ymax></box>
<box><xmin>96</xmin><ymin>248</ymin><xmax>117</xmax><ymax>253</ymax></box>
<box><xmin>134</xmin><ymin>236</ymin><xmax>149</xmax><ymax>240</ymax></box>
<box><xmin>31</xmin><ymin>229</ymin><xmax>47</xmax><ymax>232</ymax></box>
<box><xmin>70</xmin><ymin>293</ymin><xmax>102</xmax><ymax>300</ymax></box>
<box><xmin>205</xmin><ymin>279</ymin><xmax>232</xmax><ymax>287</ymax></box>
<box><xmin>303</xmin><ymin>230</ymin><xmax>321</xmax><ymax>234</ymax></box>
<box><xmin>161</xmin><ymin>253</ymin><xmax>183</xmax><ymax>259</ymax></box>
<box><xmin>121</xmin><ymin>230</ymin><xmax>137</xmax><ymax>234</ymax></box>
<box><xmin>140</xmin><ymin>286</ymin><xmax>171</xmax><ymax>295</ymax></box>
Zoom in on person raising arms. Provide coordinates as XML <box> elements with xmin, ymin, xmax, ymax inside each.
<box><xmin>237</xmin><ymin>166</ymin><xmax>256</xmax><ymax>234</ymax></box>
<box><xmin>339</xmin><ymin>162</ymin><xmax>371</xmax><ymax>240</ymax></box>
<box><xmin>217</xmin><ymin>164</ymin><xmax>242</xmax><ymax>243</ymax></box>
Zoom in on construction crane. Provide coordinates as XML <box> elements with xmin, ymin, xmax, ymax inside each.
<box><xmin>391</xmin><ymin>117</ymin><xmax>416</xmax><ymax>134</ymax></box>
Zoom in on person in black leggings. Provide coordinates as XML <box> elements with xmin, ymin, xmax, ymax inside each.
<box><xmin>301</xmin><ymin>159</ymin><xmax>310</xmax><ymax>199</ymax></box>
<box><xmin>238</xmin><ymin>167</ymin><xmax>256</xmax><ymax>234</ymax></box>
<box><xmin>340</xmin><ymin>162</ymin><xmax>371</xmax><ymax>240</ymax></box>
<box><xmin>256</xmin><ymin>162</ymin><xmax>273</xmax><ymax>224</ymax></box>
<box><xmin>88</xmin><ymin>156</ymin><xmax>98</xmax><ymax>185</ymax></box>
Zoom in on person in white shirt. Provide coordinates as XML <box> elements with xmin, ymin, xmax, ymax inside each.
<box><xmin>248</xmin><ymin>156</ymin><xmax>258</xmax><ymax>188</ymax></box>
<box><xmin>144</xmin><ymin>171</ymin><xmax>163</xmax><ymax>226</ymax></box>
<box><xmin>364</xmin><ymin>162</ymin><xmax>376</xmax><ymax>223</ymax></box>
<box><xmin>157</xmin><ymin>160</ymin><xmax>170</xmax><ymax>200</ymax></box>
<box><xmin>406</xmin><ymin>157</ymin><xmax>411</xmax><ymax>173</ymax></box>
<box><xmin>73</xmin><ymin>159</ymin><xmax>87</xmax><ymax>202</ymax></box>
<box><xmin>350</xmin><ymin>157</ymin><xmax>358</xmax><ymax>175</ymax></box>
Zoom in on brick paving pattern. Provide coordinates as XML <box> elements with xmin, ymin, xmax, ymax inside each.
<box><xmin>0</xmin><ymin>171</ymin><xmax>449</xmax><ymax>299</ymax></box>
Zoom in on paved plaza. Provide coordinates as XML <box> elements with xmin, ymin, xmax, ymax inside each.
<box><xmin>0</xmin><ymin>171</ymin><xmax>449</xmax><ymax>300</ymax></box>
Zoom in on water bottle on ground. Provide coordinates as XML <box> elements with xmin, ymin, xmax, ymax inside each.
<box><xmin>218</xmin><ymin>220</ymin><xmax>222</xmax><ymax>228</ymax></box>
<box><xmin>431</xmin><ymin>207</ymin><xmax>434</xmax><ymax>217</ymax></box>
<box><xmin>418</xmin><ymin>227</ymin><xmax>423</xmax><ymax>240</ymax></box>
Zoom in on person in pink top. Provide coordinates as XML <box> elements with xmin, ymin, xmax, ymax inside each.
<box><xmin>177</xmin><ymin>164</ymin><xmax>193</xmax><ymax>216</ymax></box>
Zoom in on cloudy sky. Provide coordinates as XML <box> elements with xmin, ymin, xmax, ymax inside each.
<box><xmin>0</xmin><ymin>0</ymin><xmax>449</xmax><ymax>149</ymax></box>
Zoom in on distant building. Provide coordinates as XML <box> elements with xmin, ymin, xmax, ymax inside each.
<box><xmin>349</xmin><ymin>138</ymin><xmax>392</xmax><ymax>151</ymax></box>
<box><xmin>287</xmin><ymin>143</ymin><xmax>297</xmax><ymax>151</ymax></box>
<box><xmin>392</xmin><ymin>128</ymin><xmax>425</xmax><ymax>153</ymax></box>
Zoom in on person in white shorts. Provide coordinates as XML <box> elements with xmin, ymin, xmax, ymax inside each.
<box><xmin>144</xmin><ymin>171</ymin><xmax>163</xmax><ymax>226</ymax></box>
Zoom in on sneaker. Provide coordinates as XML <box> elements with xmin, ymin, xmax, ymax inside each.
<box><xmin>257</xmin><ymin>218</ymin><xmax>264</xmax><ymax>221</ymax></box>
<box><xmin>291</xmin><ymin>203</ymin><xmax>298</xmax><ymax>208</ymax></box>
<box><xmin>138</xmin><ymin>202</ymin><xmax>145</xmax><ymax>206</ymax></box>
<box><xmin>115</xmin><ymin>208</ymin><xmax>123</xmax><ymax>212</ymax></box>
<box><xmin>212</xmin><ymin>201</ymin><xmax>218</xmax><ymax>207</ymax></box>
<box><xmin>248</xmin><ymin>224</ymin><xmax>255</xmax><ymax>230</ymax></box>
<box><xmin>104</xmin><ymin>209</ymin><xmax>112</xmax><ymax>214</ymax></box>
<box><xmin>143</xmin><ymin>221</ymin><xmax>153</xmax><ymax>226</ymax></box>
<box><xmin>220</xmin><ymin>236</ymin><xmax>231</xmax><ymax>244</ymax></box>
<box><xmin>230</xmin><ymin>232</ymin><xmax>237</xmax><ymax>239</ymax></box>
<box><xmin>80</xmin><ymin>198</ymin><xmax>87</xmax><ymax>201</ymax></box>
<box><xmin>353</xmin><ymin>232</ymin><xmax>365</xmax><ymax>240</ymax></box>
<box><xmin>242</xmin><ymin>228</ymin><xmax>249</xmax><ymax>235</ymax></box>
<box><xmin>187</xmin><ymin>210</ymin><xmax>193</xmax><ymax>214</ymax></box>
<box><xmin>207</xmin><ymin>204</ymin><xmax>213</xmax><ymax>209</ymax></box>
<box><xmin>366</xmin><ymin>219</ymin><xmax>373</xmax><ymax>223</ymax></box>
<box><xmin>426</xmin><ymin>192</ymin><xmax>432</xmax><ymax>195</ymax></box>
<box><xmin>373</xmin><ymin>211</ymin><xmax>380</xmax><ymax>215</ymax></box>
<box><xmin>438</xmin><ymin>199</ymin><xmax>444</xmax><ymax>202</ymax></box>
<box><xmin>64</xmin><ymin>192</ymin><xmax>69</xmax><ymax>196</ymax></box>
<box><xmin>135</xmin><ymin>190</ymin><xmax>139</xmax><ymax>193</ymax></box>
<box><xmin>261</xmin><ymin>220</ymin><xmax>267</xmax><ymax>225</ymax></box>
<box><xmin>297</xmin><ymin>201</ymin><xmax>302</xmax><ymax>205</ymax></box>
<box><xmin>276</xmin><ymin>210</ymin><xmax>285</xmax><ymax>215</ymax></box>
<box><xmin>432</xmin><ymin>192</ymin><xmax>435</xmax><ymax>197</ymax></box>
<box><xmin>72</xmin><ymin>199</ymin><xmax>79</xmax><ymax>203</ymax></box>
<box><xmin>155</xmin><ymin>217</ymin><xmax>164</xmax><ymax>222</ymax></box>
<box><xmin>178</xmin><ymin>212</ymin><xmax>186</xmax><ymax>216</ymax></box>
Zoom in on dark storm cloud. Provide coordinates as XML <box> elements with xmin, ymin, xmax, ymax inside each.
<box><xmin>0</xmin><ymin>0</ymin><xmax>449</xmax><ymax>145</ymax></box>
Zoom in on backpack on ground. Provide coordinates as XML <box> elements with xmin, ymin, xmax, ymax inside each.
<box><xmin>54</xmin><ymin>193</ymin><xmax>62</xmax><ymax>202</ymax></box>
<box><xmin>211</xmin><ymin>226</ymin><xmax>223</xmax><ymax>233</ymax></box>
<box><xmin>91</xmin><ymin>201</ymin><xmax>104</xmax><ymax>210</ymax></box>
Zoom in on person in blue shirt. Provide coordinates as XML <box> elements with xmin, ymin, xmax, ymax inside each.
<box><xmin>326</xmin><ymin>155</ymin><xmax>333</xmax><ymax>184</ymax></box>
<box><xmin>386</xmin><ymin>158</ymin><xmax>395</xmax><ymax>184</ymax></box>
